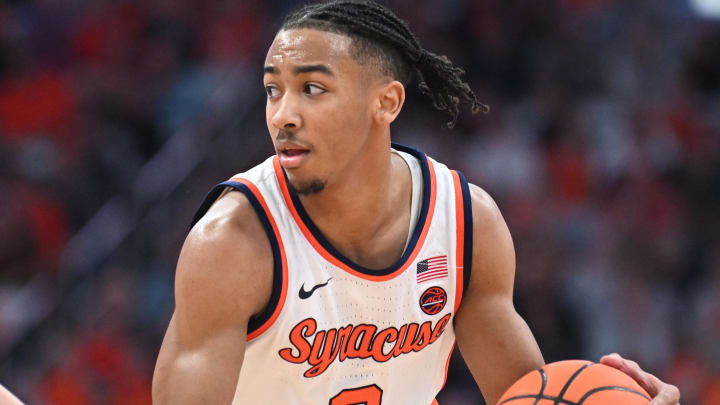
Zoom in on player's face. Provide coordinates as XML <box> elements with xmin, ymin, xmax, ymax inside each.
<box><xmin>263</xmin><ymin>29</ymin><xmax>376</xmax><ymax>195</ymax></box>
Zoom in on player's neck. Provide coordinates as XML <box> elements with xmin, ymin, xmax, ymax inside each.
<box><xmin>298</xmin><ymin>138</ymin><xmax>411</xmax><ymax>269</ymax></box>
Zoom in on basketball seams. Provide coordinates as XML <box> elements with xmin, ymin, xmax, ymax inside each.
<box><xmin>577</xmin><ymin>386</ymin><xmax>652</xmax><ymax>404</ymax></box>
<box><xmin>533</xmin><ymin>369</ymin><xmax>548</xmax><ymax>405</ymax></box>
<box><xmin>553</xmin><ymin>362</ymin><xmax>593</xmax><ymax>405</ymax></box>
<box><xmin>499</xmin><ymin>394</ymin><xmax>578</xmax><ymax>405</ymax></box>
<box><xmin>499</xmin><ymin>360</ymin><xmax>652</xmax><ymax>405</ymax></box>
<box><xmin>498</xmin><ymin>389</ymin><xmax>651</xmax><ymax>405</ymax></box>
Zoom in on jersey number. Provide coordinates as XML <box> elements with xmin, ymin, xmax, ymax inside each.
<box><xmin>329</xmin><ymin>384</ymin><xmax>383</xmax><ymax>405</ymax></box>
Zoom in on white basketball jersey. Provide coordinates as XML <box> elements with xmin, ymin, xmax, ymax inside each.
<box><xmin>191</xmin><ymin>144</ymin><xmax>473</xmax><ymax>405</ymax></box>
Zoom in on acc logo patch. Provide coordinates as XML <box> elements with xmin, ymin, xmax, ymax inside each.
<box><xmin>419</xmin><ymin>286</ymin><xmax>447</xmax><ymax>315</ymax></box>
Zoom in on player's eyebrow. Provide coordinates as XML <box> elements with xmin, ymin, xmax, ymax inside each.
<box><xmin>263</xmin><ymin>64</ymin><xmax>335</xmax><ymax>76</ymax></box>
<box><xmin>293</xmin><ymin>64</ymin><xmax>335</xmax><ymax>76</ymax></box>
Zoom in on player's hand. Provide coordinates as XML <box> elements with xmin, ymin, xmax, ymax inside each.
<box><xmin>600</xmin><ymin>353</ymin><xmax>680</xmax><ymax>405</ymax></box>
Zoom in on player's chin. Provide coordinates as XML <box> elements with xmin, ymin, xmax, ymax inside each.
<box><xmin>288</xmin><ymin>175</ymin><xmax>327</xmax><ymax>196</ymax></box>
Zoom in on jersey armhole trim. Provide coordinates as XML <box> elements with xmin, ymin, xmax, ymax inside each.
<box><xmin>192</xmin><ymin>178</ymin><xmax>288</xmax><ymax>342</ymax></box>
<box><xmin>228</xmin><ymin>178</ymin><xmax>288</xmax><ymax>341</ymax></box>
<box><xmin>451</xmin><ymin>170</ymin><xmax>473</xmax><ymax>311</ymax></box>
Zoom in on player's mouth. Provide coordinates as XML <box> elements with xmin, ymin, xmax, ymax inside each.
<box><xmin>278</xmin><ymin>144</ymin><xmax>310</xmax><ymax>169</ymax></box>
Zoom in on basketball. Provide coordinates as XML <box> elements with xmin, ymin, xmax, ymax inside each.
<box><xmin>497</xmin><ymin>360</ymin><xmax>652</xmax><ymax>405</ymax></box>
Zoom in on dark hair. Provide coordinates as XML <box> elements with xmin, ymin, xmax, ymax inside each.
<box><xmin>281</xmin><ymin>0</ymin><xmax>489</xmax><ymax>128</ymax></box>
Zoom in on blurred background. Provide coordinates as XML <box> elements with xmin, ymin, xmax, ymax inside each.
<box><xmin>0</xmin><ymin>0</ymin><xmax>719</xmax><ymax>404</ymax></box>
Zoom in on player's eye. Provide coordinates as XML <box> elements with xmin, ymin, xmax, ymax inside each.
<box><xmin>265</xmin><ymin>85</ymin><xmax>280</xmax><ymax>99</ymax></box>
<box><xmin>304</xmin><ymin>83</ymin><xmax>326</xmax><ymax>96</ymax></box>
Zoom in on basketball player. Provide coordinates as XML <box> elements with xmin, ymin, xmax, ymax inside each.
<box><xmin>152</xmin><ymin>2</ymin><xmax>681</xmax><ymax>404</ymax></box>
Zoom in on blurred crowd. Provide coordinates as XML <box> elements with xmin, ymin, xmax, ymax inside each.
<box><xmin>0</xmin><ymin>0</ymin><xmax>718</xmax><ymax>404</ymax></box>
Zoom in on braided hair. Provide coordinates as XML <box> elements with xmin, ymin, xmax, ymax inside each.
<box><xmin>281</xmin><ymin>0</ymin><xmax>489</xmax><ymax>128</ymax></box>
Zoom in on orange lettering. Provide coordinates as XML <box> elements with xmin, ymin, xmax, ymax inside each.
<box><xmin>306</xmin><ymin>329</ymin><xmax>339</xmax><ymax>377</ymax></box>
<box><xmin>337</xmin><ymin>325</ymin><xmax>353</xmax><ymax>361</ymax></box>
<box><xmin>346</xmin><ymin>325</ymin><xmax>376</xmax><ymax>358</ymax></box>
<box><xmin>391</xmin><ymin>324</ymin><xmax>408</xmax><ymax>357</ymax></box>
<box><xmin>278</xmin><ymin>318</ymin><xmax>315</xmax><ymax>363</ymax></box>
<box><xmin>394</xmin><ymin>323</ymin><xmax>418</xmax><ymax>357</ymax></box>
<box><xmin>371</xmin><ymin>327</ymin><xmax>398</xmax><ymax>362</ymax></box>
<box><xmin>411</xmin><ymin>322</ymin><xmax>433</xmax><ymax>351</ymax></box>
<box><xmin>430</xmin><ymin>314</ymin><xmax>451</xmax><ymax>343</ymax></box>
<box><xmin>279</xmin><ymin>314</ymin><xmax>452</xmax><ymax>378</ymax></box>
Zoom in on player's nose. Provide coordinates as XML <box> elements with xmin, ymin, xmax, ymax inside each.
<box><xmin>270</xmin><ymin>93</ymin><xmax>302</xmax><ymax>130</ymax></box>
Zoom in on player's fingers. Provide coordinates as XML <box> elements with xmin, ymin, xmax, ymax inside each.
<box><xmin>600</xmin><ymin>353</ymin><xmax>680</xmax><ymax>404</ymax></box>
<box><xmin>599</xmin><ymin>354</ymin><xmax>655</xmax><ymax>395</ymax></box>
<box><xmin>647</xmin><ymin>374</ymin><xmax>680</xmax><ymax>405</ymax></box>
<box><xmin>599</xmin><ymin>353</ymin><xmax>624</xmax><ymax>369</ymax></box>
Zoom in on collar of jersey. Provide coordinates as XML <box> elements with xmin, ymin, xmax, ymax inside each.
<box><xmin>272</xmin><ymin>143</ymin><xmax>437</xmax><ymax>281</ymax></box>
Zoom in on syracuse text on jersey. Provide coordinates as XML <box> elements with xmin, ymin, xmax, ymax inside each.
<box><xmin>278</xmin><ymin>313</ymin><xmax>453</xmax><ymax>377</ymax></box>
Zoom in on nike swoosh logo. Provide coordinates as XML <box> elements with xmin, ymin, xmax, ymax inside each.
<box><xmin>299</xmin><ymin>278</ymin><xmax>332</xmax><ymax>299</ymax></box>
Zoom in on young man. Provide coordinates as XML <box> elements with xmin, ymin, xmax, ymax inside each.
<box><xmin>152</xmin><ymin>2</ymin><xmax>681</xmax><ymax>404</ymax></box>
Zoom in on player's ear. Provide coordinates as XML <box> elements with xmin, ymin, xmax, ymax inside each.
<box><xmin>374</xmin><ymin>80</ymin><xmax>405</xmax><ymax>125</ymax></box>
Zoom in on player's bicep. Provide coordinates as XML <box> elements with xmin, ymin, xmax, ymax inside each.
<box><xmin>455</xmin><ymin>184</ymin><xmax>544</xmax><ymax>405</ymax></box>
<box><xmin>153</xmin><ymin>313</ymin><xmax>248</xmax><ymax>404</ymax></box>
<box><xmin>153</xmin><ymin>192</ymin><xmax>273</xmax><ymax>404</ymax></box>
<box><xmin>172</xmin><ymin>214</ymin><xmax>269</xmax><ymax>348</ymax></box>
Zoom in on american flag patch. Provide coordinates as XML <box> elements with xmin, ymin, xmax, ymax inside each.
<box><xmin>416</xmin><ymin>255</ymin><xmax>449</xmax><ymax>283</ymax></box>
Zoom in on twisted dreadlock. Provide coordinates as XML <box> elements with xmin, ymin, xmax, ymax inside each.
<box><xmin>281</xmin><ymin>0</ymin><xmax>489</xmax><ymax>128</ymax></box>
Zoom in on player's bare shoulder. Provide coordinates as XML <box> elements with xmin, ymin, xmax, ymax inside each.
<box><xmin>187</xmin><ymin>188</ymin><xmax>271</xmax><ymax>261</ymax></box>
<box><xmin>176</xmin><ymin>189</ymin><xmax>274</xmax><ymax>332</ymax></box>
<box><xmin>466</xmin><ymin>183</ymin><xmax>516</xmax><ymax>297</ymax></box>
<box><xmin>467</xmin><ymin>183</ymin><xmax>504</xmax><ymax>229</ymax></box>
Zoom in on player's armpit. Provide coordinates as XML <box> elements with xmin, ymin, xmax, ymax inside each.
<box><xmin>454</xmin><ymin>184</ymin><xmax>544</xmax><ymax>405</ymax></box>
<box><xmin>152</xmin><ymin>191</ymin><xmax>274</xmax><ymax>405</ymax></box>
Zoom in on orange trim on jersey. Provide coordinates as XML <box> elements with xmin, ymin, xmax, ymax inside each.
<box><xmin>431</xmin><ymin>400</ymin><xmax>439</xmax><ymax>405</ymax></box>
<box><xmin>231</xmin><ymin>177</ymin><xmax>289</xmax><ymax>342</ymax></box>
<box><xmin>272</xmin><ymin>156</ymin><xmax>438</xmax><ymax>281</ymax></box>
<box><xmin>451</xmin><ymin>171</ymin><xmax>465</xmax><ymax>312</ymax></box>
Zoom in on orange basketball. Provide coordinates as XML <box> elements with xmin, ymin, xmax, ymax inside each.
<box><xmin>497</xmin><ymin>360</ymin><xmax>652</xmax><ymax>405</ymax></box>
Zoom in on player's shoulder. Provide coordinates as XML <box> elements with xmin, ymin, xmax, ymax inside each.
<box><xmin>178</xmin><ymin>190</ymin><xmax>273</xmax><ymax>298</ymax></box>
<box><xmin>187</xmin><ymin>190</ymin><xmax>271</xmax><ymax>264</ymax></box>
<box><xmin>463</xmin><ymin>181</ymin><xmax>516</xmax><ymax>295</ymax></box>
<box><xmin>179</xmin><ymin>155</ymin><xmax>279</xmax><ymax>289</ymax></box>
<box><xmin>467</xmin><ymin>182</ymin><xmax>504</xmax><ymax>232</ymax></box>
<box><xmin>173</xmin><ymin>189</ymin><xmax>274</xmax><ymax>336</ymax></box>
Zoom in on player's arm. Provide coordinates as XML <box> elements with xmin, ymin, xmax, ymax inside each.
<box><xmin>454</xmin><ymin>184</ymin><xmax>544</xmax><ymax>405</ymax></box>
<box><xmin>455</xmin><ymin>184</ymin><xmax>681</xmax><ymax>405</ymax></box>
<box><xmin>152</xmin><ymin>191</ymin><xmax>273</xmax><ymax>404</ymax></box>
